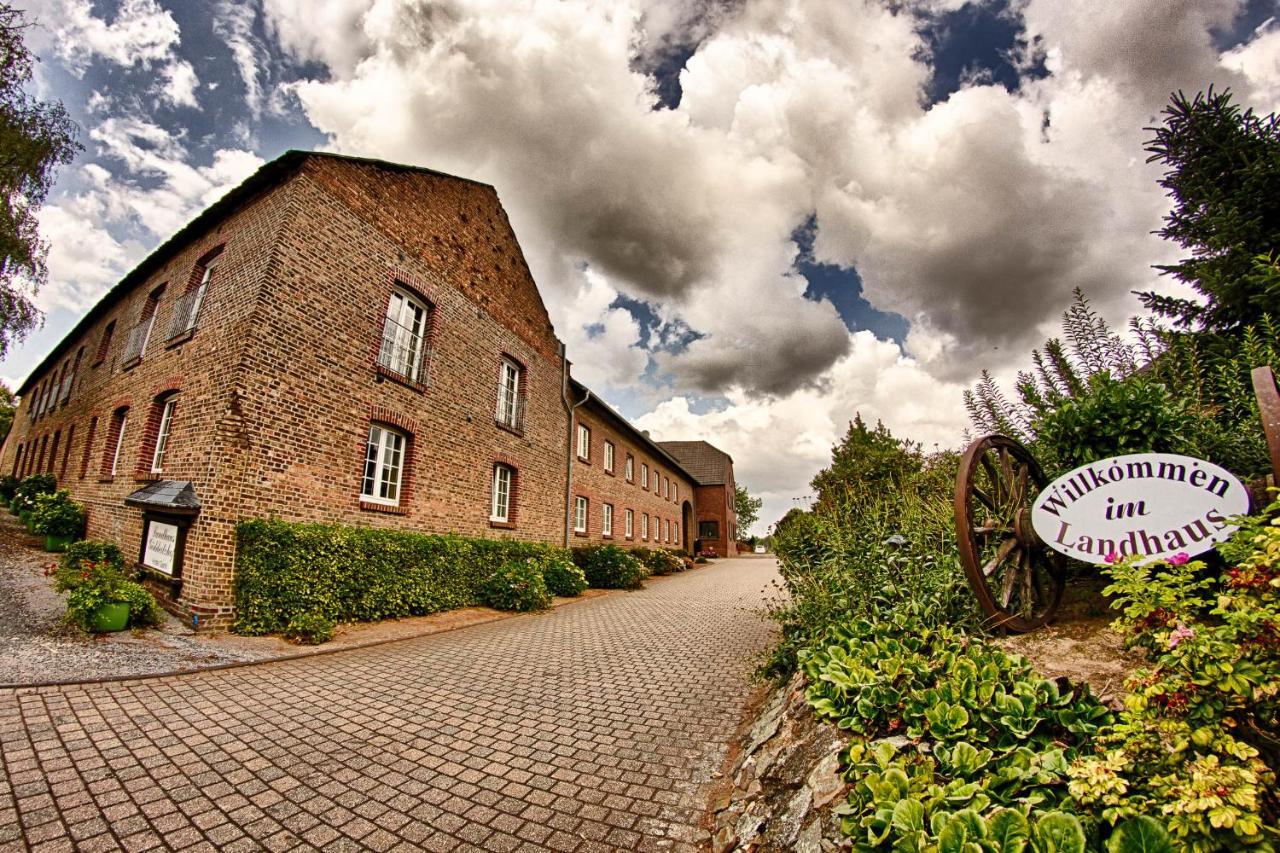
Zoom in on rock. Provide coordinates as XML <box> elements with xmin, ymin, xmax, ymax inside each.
<box><xmin>774</xmin><ymin>785</ymin><xmax>814</xmax><ymax>848</ymax></box>
<box><xmin>712</xmin><ymin>825</ymin><xmax>737</xmax><ymax>853</ymax></box>
<box><xmin>711</xmin><ymin>789</ymin><xmax>732</xmax><ymax>812</ymax></box>
<box><xmin>806</xmin><ymin>750</ymin><xmax>846</xmax><ymax>808</ymax></box>
<box><xmin>795</xmin><ymin>819</ymin><xmax>823</xmax><ymax>853</ymax></box>
<box><xmin>742</xmin><ymin>687</ymin><xmax>789</xmax><ymax>756</ymax></box>
<box><xmin>736</xmin><ymin>806</ymin><xmax>766</xmax><ymax>847</ymax></box>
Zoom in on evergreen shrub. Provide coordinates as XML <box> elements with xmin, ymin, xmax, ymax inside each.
<box><xmin>571</xmin><ymin>544</ymin><xmax>648</xmax><ymax>589</ymax></box>
<box><xmin>541</xmin><ymin>554</ymin><xmax>588</xmax><ymax>597</ymax></box>
<box><xmin>481</xmin><ymin>558</ymin><xmax>553</xmax><ymax>612</ymax></box>
<box><xmin>234</xmin><ymin>519</ymin><xmax>572</xmax><ymax>634</ymax></box>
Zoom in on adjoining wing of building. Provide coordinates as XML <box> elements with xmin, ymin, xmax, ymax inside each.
<box><xmin>2</xmin><ymin>151</ymin><xmax>739</xmax><ymax>628</ymax></box>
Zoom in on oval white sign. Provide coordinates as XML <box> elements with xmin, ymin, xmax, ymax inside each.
<box><xmin>1031</xmin><ymin>453</ymin><xmax>1250</xmax><ymax>565</ymax></box>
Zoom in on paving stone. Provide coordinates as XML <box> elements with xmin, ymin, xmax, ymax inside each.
<box><xmin>0</xmin><ymin>559</ymin><xmax>777</xmax><ymax>850</ymax></box>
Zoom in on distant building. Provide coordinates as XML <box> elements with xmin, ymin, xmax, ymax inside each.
<box><xmin>3</xmin><ymin>151</ymin><xmax>738</xmax><ymax>628</ymax></box>
<box><xmin>658</xmin><ymin>441</ymin><xmax>739</xmax><ymax>557</ymax></box>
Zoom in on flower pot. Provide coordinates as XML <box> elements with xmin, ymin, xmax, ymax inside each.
<box><xmin>19</xmin><ymin>512</ymin><xmax>34</xmax><ymax>531</ymax></box>
<box><xmin>45</xmin><ymin>534</ymin><xmax>73</xmax><ymax>552</ymax></box>
<box><xmin>89</xmin><ymin>601</ymin><xmax>131</xmax><ymax>633</ymax></box>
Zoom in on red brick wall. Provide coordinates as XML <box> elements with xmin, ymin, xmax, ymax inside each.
<box><xmin>0</xmin><ymin>180</ymin><xmax>296</xmax><ymax>626</ymax></box>
<box><xmin>693</xmin><ymin>468</ymin><xmax>739</xmax><ymax>556</ymax></box>
<box><xmin>230</xmin><ymin>161</ymin><xmax>570</xmax><ymax>549</ymax></box>
<box><xmin>570</xmin><ymin>401</ymin><xmax>694</xmax><ymax>552</ymax></box>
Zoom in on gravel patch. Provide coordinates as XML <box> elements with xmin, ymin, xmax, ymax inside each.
<box><xmin>0</xmin><ymin>511</ymin><xmax>271</xmax><ymax>685</ymax></box>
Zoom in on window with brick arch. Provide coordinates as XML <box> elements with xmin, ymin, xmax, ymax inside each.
<box><xmin>495</xmin><ymin>357</ymin><xmax>525</xmax><ymax>431</ymax></box>
<box><xmin>625</xmin><ymin>454</ymin><xmax>634</xmax><ymax>482</ymax></box>
<box><xmin>143</xmin><ymin>393</ymin><xmax>179</xmax><ymax>475</ymax></box>
<box><xmin>123</xmin><ymin>284</ymin><xmax>166</xmax><ymax>365</ymax></box>
<box><xmin>102</xmin><ymin>407</ymin><xmax>129</xmax><ymax>479</ymax></box>
<box><xmin>361</xmin><ymin>424</ymin><xmax>407</xmax><ymax>506</ymax></box>
<box><xmin>173</xmin><ymin>247</ymin><xmax>222</xmax><ymax>337</ymax></box>
<box><xmin>95</xmin><ymin>320</ymin><xmax>115</xmax><ymax>364</ymax></box>
<box><xmin>12</xmin><ymin>444</ymin><xmax>22</xmax><ymax>476</ymax></box>
<box><xmin>641</xmin><ymin>513</ymin><xmax>649</xmax><ymax>540</ymax></box>
<box><xmin>604</xmin><ymin>442</ymin><xmax>615</xmax><ymax>473</ymax></box>
<box><xmin>602</xmin><ymin>503</ymin><xmax>613</xmax><ymax>537</ymax></box>
<box><xmin>576</xmin><ymin>423</ymin><xmax>590</xmax><ymax>461</ymax></box>
<box><xmin>640</xmin><ymin>463</ymin><xmax>648</xmax><ymax>490</ymax></box>
<box><xmin>37</xmin><ymin>435</ymin><xmax>48</xmax><ymax>472</ymax></box>
<box><xmin>574</xmin><ymin>496</ymin><xmax>588</xmax><ymax>533</ymax></box>
<box><xmin>378</xmin><ymin>287</ymin><xmax>431</xmax><ymax>384</ymax></box>
<box><xmin>79</xmin><ymin>417</ymin><xmax>97</xmax><ymax>479</ymax></box>
<box><xmin>59</xmin><ymin>425</ymin><xmax>75</xmax><ymax>479</ymax></box>
<box><xmin>491</xmin><ymin>463</ymin><xmax>516</xmax><ymax>523</ymax></box>
<box><xmin>625</xmin><ymin>508</ymin><xmax>634</xmax><ymax>538</ymax></box>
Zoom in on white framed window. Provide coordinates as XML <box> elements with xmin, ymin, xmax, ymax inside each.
<box><xmin>625</xmin><ymin>455</ymin><xmax>634</xmax><ymax>481</ymax></box>
<box><xmin>361</xmin><ymin>425</ymin><xmax>407</xmax><ymax>505</ymax></box>
<box><xmin>664</xmin><ymin>476</ymin><xmax>670</xmax><ymax>499</ymax></box>
<box><xmin>625</xmin><ymin>509</ymin><xmax>634</xmax><ymax>538</ymax></box>
<box><xmin>379</xmin><ymin>288</ymin><xmax>430</xmax><ymax>383</ymax></box>
<box><xmin>674</xmin><ymin>522</ymin><xmax>679</xmax><ymax>544</ymax></box>
<box><xmin>641</xmin><ymin>463</ymin><xmax>649</xmax><ymax>489</ymax></box>
<box><xmin>641</xmin><ymin>513</ymin><xmax>649</xmax><ymax>540</ymax></box>
<box><xmin>602</xmin><ymin>503</ymin><xmax>613</xmax><ymax>536</ymax></box>
<box><xmin>664</xmin><ymin>519</ymin><xmax>670</xmax><ymax>542</ymax></box>
<box><xmin>673</xmin><ymin>483</ymin><xmax>678</xmax><ymax>502</ymax></box>
<box><xmin>574</xmin><ymin>496</ymin><xmax>588</xmax><ymax>533</ymax></box>
<box><xmin>604</xmin><ymin>441</ymin><xmax>615</xmax><ymax>473</ymax></box>
<box><xmin>652</xmin><ymin>468</ymin><xmax>659</xmax><ymax>491</ymax></box>
<box><xmin>110</xmin><ymin>411</ymin><xmax>128</xmax><ymax>476</ymax></box>
<box><xmin>496</xmin><ymin>359</ymin><xmax>522</xmax><ymax>428</ymax></box>
<box><xmin>150</xmin><ymin>399</ymin><xmax>176</xmax><ymax>473</ymax></box>
<box><xmin>576</xmin><ymin>423</ymin><xmax>590</xmax><ymax>460</ymax></box>
<box><xmin>180</xmin><ymin>258</ymin><xmax>217</xmax><ymax>333</ymax></box>
<box><xmin>491</xmin><ymin>464</ymin><xmax>513</xmax><ymax>522</ymax></box>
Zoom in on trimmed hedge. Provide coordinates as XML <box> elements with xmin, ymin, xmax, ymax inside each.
<box><xmin>234</xmin><ymin>519</ymin><xmax>573</xmax><ymax>635</ymax></box>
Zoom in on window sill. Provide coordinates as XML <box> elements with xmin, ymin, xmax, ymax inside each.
<box><xmin>577</xmin><ymin>456</ymin><xmax>590</xmax><ymax>465</ymax></box>
<box><xmin>134</xmin><ymin>472</ymin><xmax>162</xmax><ymax>483</ymax></box>
<box><xmin>374</xmin><ymin>363</ymin><xmax>427</xmax><ymax>393</ymax></box>
<box><xmin>604</xmin><ymin>469</ymin><xmax>615</xmax><ymax>477</ymax></box>
<box><xmin>98</xmin><ymin>476</ymin><xmax>114</xmax><ymax>484</ymax></box>
<box><xmin>360</xmin><ymin>500</ymin><xmax>408</xmax><ymax>515</ymax></box>
<box><xmin>573</xmin><ymin>530</ymin><xmax>588</xmax><ymax>538</ymax></box>
<box><xmin>121</xmin><ymin>356</ymin><xmax>142</xmax><ymax>372</ymax></box>
<box><xmin>165</xmin><ymin>328</ymin><xmax>196</xmax><ymax>349</ymax></box>
<box><xmin>91</xmin><ymin>358</ymin><xmax>105</xmax><ymax>368</ymax></box>
<box><xmin>495</xmin><ymin>421</ymin><xmax>525</xmax><ymax>438</ymax></box>
<box><xmin>625</xmin><ymin>535</ymin><xmax>634</xmax><ymax>541</ymax></box>
<box><xmin>489</xmin><ymin>519</ymin><xmax>516</xmax><ymax>530</ymax></box>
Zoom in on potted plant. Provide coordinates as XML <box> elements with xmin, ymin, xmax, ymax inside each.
<box><xmin>12</xmin><ymin>473</ymin><xmax>56</xmax><ymax>522</ymax></box>
<box><xmin>31</xmin><ymin>490</ymin><xmax>85</xmax><ymax>551</ymax></box>
<box><xmin>0</xmin><ymin>474</ymin><xmax>18</xmax><ymax>509</ymax></box>
<box><xmin>54</xmin><ymin>541</ymin><xmax>164</xmax><ymax>633</ymax></box>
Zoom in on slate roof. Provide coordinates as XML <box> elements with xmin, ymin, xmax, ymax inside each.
<box><xmin>656</xmin><ymin>441</ymin><xmax>734</xmax><ymax>486</ymax></box>
<box><xmin>124</xmin><ymin>481</ymin><xmax>201</xmax><ymax>515</ymax></box>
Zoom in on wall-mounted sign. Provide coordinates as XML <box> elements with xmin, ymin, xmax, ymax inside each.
<box><xmin>143</xmin><ymin>520</ymin><xmax>180</xmax><ymax>575</ymax></box>
<box><xmin>1031</xmin><ymin>453</ymin><xmax>1249</xmax><ymax>565</ymax></box>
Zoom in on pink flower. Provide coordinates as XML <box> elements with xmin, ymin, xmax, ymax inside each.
<box><xmin>1169</xmin><ymin>622</ymin><xmax>1195</xmax><ymax>649</ymax></box>
<box><xmin>1104</xmin><ymin>552</ymin><xmax>1121</xmax><ymax>564</ymax></box>
<box><xmin>1168</xmin><ymin>552</ymin><xmax>1190</xmax><ymax>566</ymax></box>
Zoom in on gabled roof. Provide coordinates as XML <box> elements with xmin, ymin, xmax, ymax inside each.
<box><xmin>568</xmin><ymin>378</ymin><xmax>697</xmax><ymax>481</ymax></box>
<box><xmin>656</xmin><ymin>440</ymin><xmax>734</xmax><ymax>485</ymax></box>
<box><xmin>18</xmin><ymin>151</ymin><xmax>495</xmax><ymax>395</ymax></box>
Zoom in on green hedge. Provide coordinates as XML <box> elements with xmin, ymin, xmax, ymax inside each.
<box><xmin>234</xmin><ymin>519</ymin><xmax>572</xmax><ymax>634</ymax></box>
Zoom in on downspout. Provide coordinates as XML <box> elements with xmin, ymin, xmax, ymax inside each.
<box><xmin>561</xmin><ymin>343</ymin><xmax>591</xmax><ymax>547</ymax></box>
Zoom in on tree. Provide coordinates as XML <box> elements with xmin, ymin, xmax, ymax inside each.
<box><xmin>1141</xmin><ymin>88</ymin><xmax>1280</xmax><ymax>331</ymax></box>
<box><xmin>0</xmin><ymin>4</ymin><xmax>80</xmax><ymax>358</ymax></box>
<box><xmin>0</xmin><ymin>380</ymin><xmax>13</xmax><ymax>442</ymax></box>
<box><xmin>733</xmin><ymin>484</ymin><xmax>761</xmax><ymax>532</ymax></box>
<box><xmin>810</xmin><ymin>414</ymin><xmax>921</xmax><ymax>507</ymax></box>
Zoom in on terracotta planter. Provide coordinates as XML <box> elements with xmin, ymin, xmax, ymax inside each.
<box><xmin>89</xmin><ymin>601</ymin><xmax>130</xmax><ymax>633</ymax></box>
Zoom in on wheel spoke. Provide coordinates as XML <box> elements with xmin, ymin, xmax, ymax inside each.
<box><xmin>999</xmin><ymin>552</ymin><xmax>1020</xmax><ymax>607</ymax></box>
<box><xmin>983</xmin><ymin>538</ymin><xmax>1018</xmax><ymax>577</ymax></box>
<box><xmin>1020</xmin><ymin>551</ymin><xmax>1035</xmax><ymax>617</ymax></box>
<box><xmin>972</xmin><ymin>486</ymin><xmax>998</xmax><ymax>511</ymax></box>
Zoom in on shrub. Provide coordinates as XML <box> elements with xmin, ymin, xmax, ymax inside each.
<box><xmin>233</xmin><ymin>519</ymin><xmax>573</xmax><ymax>635</ymax></box>
<box><xmin>284</xmin><ymin>612</ymin><xmax>335</xmax><ymax>645</ymax></box>
<box><xmin>481</xmin><ymin>558</ymin><xmax>553</xmax><ymax>612</ymax></box>
<box><xmin>571</xmin><ymin>544</ymin><xmax>647</xmax><ymax>590</ymax></box>
<box><xmin>541</xmin><ymin>554</ymin><xmax>587</xmax><ymax>597</ymax></box>
<box><xmin>54</xmin><ymin>541</ymin><xmax>162</xmax><ymax>631</ymax></box>
<box><xmin>11</xmin><ymin>472</ymin><xmax>56</xmax><ymax>513</ymax></box>
<box><xmin>0</xmin><ymin>474</ymin><xmax>19</xmax><ymax>502</ymax></box>
<box><xmin>30</xmin><ymin>490</ymin><xmax>84</xmax><ymax>538</ymax></box>
<box><xmin>639</xmin><ymin>548</ymin><xmax>684</xmax><ymax>576</ymax></box>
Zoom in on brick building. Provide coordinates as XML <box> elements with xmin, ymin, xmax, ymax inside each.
<box><xmin>659</xmin><ymin>441</ymin><xmax>739</xmax><ymax>557</ymax></box>
<box><xmin>2</xmin><ymin>151</ymin><xmax>738</xmax><ymax>627</ymax></box>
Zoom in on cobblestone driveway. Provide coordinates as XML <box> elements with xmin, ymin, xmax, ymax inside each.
<box><xmin>0</xmin><ymin>558</ymin><xmax>778</xmax><ymax>852</ymax></box>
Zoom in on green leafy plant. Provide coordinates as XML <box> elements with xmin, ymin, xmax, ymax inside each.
<box><xmin>570</xmin><ymin>544</ymin><xmax>648</xmax><ymax>590</ymax></box>
<box><xmin>10</xmin><ymin>472</ymin><xmax>56</xmax><ymax>513</ymax></box>
<box><xmin>30</xmin><ymin>489</ymin><xmax>84</xmax><ymax>538</ymax></box>
<box><xmin>234</xmin><ymin>519</ymin><xmax>573</xmax><ymax>635</ymax></box>
<box><xmin>636</xmin><ymin>547</ymin><xmax>684</xmax><ymax>576</ymax></box>
<box><xmin>480</xmin><ymin>558</ymin><xmax>552</xmax><ymax>612</ymax></box>
<box><xmin>0</xmin><ymin>473</ymin><xmax>18</xmax><ymax>502</ymax></box>
<box><xmin>283</xmin><ymin>612</ymin><xmax>335</xmax><ymax>645</ymax></box>
<box><xmin>54</xmin><ymin>541</ymin><xmax>162</xmax><ymax>631</ymax></box>
<box><xmin>540</xmin><ymin>554</ymin><xmax>587</xmax><ymax>597</ymax></box>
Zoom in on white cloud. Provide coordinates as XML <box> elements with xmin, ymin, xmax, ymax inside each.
<box><xmin>1221</xmin><ymin>18</ymin><xmax>1280</xmax><ymax>113</ymax></box>
<box><xmin>214</xmin><ymin>1</ymin><xmax>267</xmax><ymax>116</ymax></box>
<box><xmin>161</xmin><ymin>59</ymin><xmax>200</xmax><ymax>109</ymax></box>
<box><xmin>26</xmin><ymin>0</ymin><xmax>182</xmax><ymax>74</ymax></box>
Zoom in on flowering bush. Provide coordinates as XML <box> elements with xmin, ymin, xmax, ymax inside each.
<box><xmin>540</xmin><ymin>554</ymin><xmax>587</xmax><ymax>597</ymax></box>
<box><xmin>480</xmin><ymin>558</ymin><xmax>552</xmax><ymax>612</ymax></box>
<box><xmin>30</xmin><ymin>490</ymin><xmax>84</xmax><ymax>539</ymax></box>
<box><xmin>1067</xmin><ymin>500</ymin><xmax>1280</xmax><ymax>851</ymax></box>
<box><xmin>54</xmin><ymin>541</ymin><xmax>163</xmax><ymax>631</ymax></box>
<box><xmin>10</xmin><ymin>472</ymin><xmax>56</xmax><ymax>514</ymax></box>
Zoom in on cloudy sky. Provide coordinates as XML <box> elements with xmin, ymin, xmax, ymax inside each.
<box><xmin>4</xmin><ymin>0</ymin><xmax>1279</xmax><ymax>532</ymax></box>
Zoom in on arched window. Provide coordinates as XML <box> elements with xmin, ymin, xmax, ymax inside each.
<box><xmin>143</xmin><ymin>392</ymin><xmax>179</xmax><ymax>475</ymax></box>
<box><xmin>102</xmin><ymin>407</ymin><xmax>129</xmax><ymax>479</ymax></box>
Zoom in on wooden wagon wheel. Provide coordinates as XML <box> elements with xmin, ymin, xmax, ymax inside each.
<box><xmin>954</xmin><ymin>435</ymin><xmax>1065</xmax><ymax>632</ymax></box>
<box><xmin>1252</xmin><ymin>366</ymin><xmax>1280</xmax><ymax>486</ymax></box>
